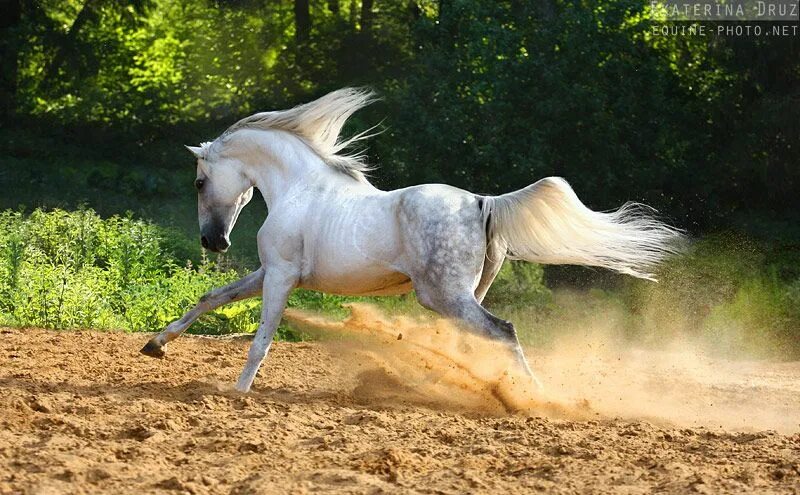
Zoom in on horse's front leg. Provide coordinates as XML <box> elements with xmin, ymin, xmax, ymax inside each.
<box><xmin>235</xmin><ymin>263</ymin><xmax>299</xmax><ymax>393</ymax></box>
<box><xmin>140</xmin><ymin>267</ymin><xmax>265</xmax><ymax>358</ymax></box>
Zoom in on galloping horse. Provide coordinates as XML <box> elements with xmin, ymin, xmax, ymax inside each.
<box><xmin>140</xmin><ymin>88</ymin><xmax>683</xmax><ymax>393</ymax></box>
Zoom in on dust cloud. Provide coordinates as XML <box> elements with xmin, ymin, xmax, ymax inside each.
<box><xmin>284</xmin><ymin>303</ymin><xmax>800</xmax><ymax>433</ymax></box>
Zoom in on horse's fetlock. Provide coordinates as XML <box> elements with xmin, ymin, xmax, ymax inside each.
<box><xmin>499</xmin><ymin>319</ymin><xmax>517</xmax><ymax>337</ymax></box>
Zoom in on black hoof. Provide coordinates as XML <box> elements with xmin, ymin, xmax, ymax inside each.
<box><xmin>140</xmin><ymin>340</ymin><xmax>165</xmax><ymax>359</ymax></box>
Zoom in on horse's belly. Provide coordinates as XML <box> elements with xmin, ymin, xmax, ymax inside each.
<box><xmin>300</xmin><ymin>265</ymin><xmax>412</xmax><ymax>296</ymax></box>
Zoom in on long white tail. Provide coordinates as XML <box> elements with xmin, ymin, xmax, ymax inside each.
<box><xmin>483</xmin><ymin>177</ymin><xmax>685</xmax><ymax>280</ymax></box>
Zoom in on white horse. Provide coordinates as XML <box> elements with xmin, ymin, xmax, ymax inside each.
<box><xmin>141</xmin><ymin>88</ymin><xmax>683</xmax><ymax>393</ymax></box>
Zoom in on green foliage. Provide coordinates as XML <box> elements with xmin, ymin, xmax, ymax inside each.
<box><xmin>379</xmin><ymin>0</ymin><xmax>798</xmax><ymax>226</ymax></box>
<box><xmin>703</xmin><ymin>274</ymin><xmax>798</xmax><ymax>358</ymax></box>
<box><xmin>3</xmin><ymin>0</ymin><xmax>798</xmax><ymax>232</ymax></box>
<box><xmin>0</xmin><ymin>208</ymin><xmax>277</xmax><ymax>335</ymax></box>
<box><xmin>11</xmin><ymin>0</ymin><xmax>416</xmax><ymax>130</ymax></box>
<box><xmin>1</xmin><ymin>208</ymin><xmax>797</xmax><ymax>359</ymax></box>
<box><xmin>492</xmin><ymin>234</ymin><xmax>800</xmax><ymax>359</ymax></box>
<box><xmin>483</xmin><ymin>261</ymin><xmax>551</xmax><ymax>309</ymax></box>
<box><xmin>614</xmin><ymin>234</ymin><xmax>800</xmax><ymax>358</ymax></box>
<box><xmin>0</xmin><ymin>208</ymin><xmax>425</xmax><ymax>340</ymax></box>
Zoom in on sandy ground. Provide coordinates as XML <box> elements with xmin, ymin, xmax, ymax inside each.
<box><xmin>1</xmin><ymin>305</ymin><xmax>800</xmax><ymax>494</ymax></box>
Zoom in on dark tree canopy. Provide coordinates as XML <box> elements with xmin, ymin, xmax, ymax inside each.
<box><xmin>0</xmin><ymin>0</ymin><xmax>798</xmax><ymax>234</ymax></box>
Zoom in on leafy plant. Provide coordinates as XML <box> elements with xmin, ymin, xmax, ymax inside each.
<box><xmin>0</xmin><ymin>208</ymin><xmax>288</xmax><ymax>336</ymax></box>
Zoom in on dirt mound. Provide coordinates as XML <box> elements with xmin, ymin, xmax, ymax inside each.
<box><xmin>285</xmin><ymin>304</ymin><xmax>588</xmax><ymax>420</ymax></box>
<box><xmin>1</xmin><ymin>319</ymin><xmax>799</xmax><ymax>494</ymax></box>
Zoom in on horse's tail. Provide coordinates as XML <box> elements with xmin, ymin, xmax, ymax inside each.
<box><xmin>481</xmin><ymin>177</ymin><xmax>685</xmax><ymax>281</ymax></box>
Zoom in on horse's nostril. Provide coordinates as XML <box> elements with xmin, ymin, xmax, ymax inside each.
<box><xmin>219</xmin><ymin>237</ymin><xmax>230</xmax><ymax>250</ymax></box>
<box><xmin>200</xmin><ymin>236</ymin><xmax>209</xmax><ymax>249</ymax></box>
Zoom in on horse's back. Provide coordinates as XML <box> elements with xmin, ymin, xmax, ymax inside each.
<box><xmin>394</xmin><ymin>183</ymin><xmax>485</xmax><ymax>247</ymax></box>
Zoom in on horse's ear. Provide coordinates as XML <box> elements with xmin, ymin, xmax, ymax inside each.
<box><xmin>185</xmin><ymin>145</ymin><xmax>203</xmax><ymax>158</ymax></box>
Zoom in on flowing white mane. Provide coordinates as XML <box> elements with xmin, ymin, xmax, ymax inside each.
<box><xmin>209</xmin><ymin>88</ymin><xmax>378</xmax><ymax>183</ymax></box>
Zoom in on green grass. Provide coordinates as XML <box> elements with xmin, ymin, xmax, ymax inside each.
<box><xmin>0</xmin><ymin>208</ymin><xmax>249</xmax><ymax>333</ymax></box>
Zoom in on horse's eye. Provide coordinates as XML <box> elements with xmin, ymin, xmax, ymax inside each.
<box><xmin>195</xmin><ymin>178</ymin><xmax>205</xmax><ymax>191</ymax></box>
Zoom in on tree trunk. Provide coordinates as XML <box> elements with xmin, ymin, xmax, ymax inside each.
<box><xmin>360</xmin><ymin>0</ymin><xmax>374</xmax><ymax>33</ymax></box>
<box><xmin>408</xmin><ymin>0</ymin><xmax>421</xmax><ymax>20</ymax></box>
<box><xmin>41</xmin><ymin>0</ymin><xmax>103</xmax><ymax>92</ymax></box>
<box><xmin>327</xmin><ymin>0</ymin><xmax>339</xmax><ymax>15</ymax></box>
<box><xmin>0</xmin><ymin>0</ymin><xmax>22</xmax><ymax>119</ymax></box>
<box><xmin>294</xmin><ymin>0</ymin><xmax>311</xmax><ymax>43</ymax></box>
<box><xmin>349</xmin><ymin>0</ymin><xmax>357</xmax><ymax>26</ymax></box>
<box><xmin>438</xmin><ymin>0</ymin><xmax>449</xmax><ymax>21</ymax></box>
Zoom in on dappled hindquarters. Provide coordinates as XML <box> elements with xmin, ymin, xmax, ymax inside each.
<box><xmin>1</xmin><ymin>325</ymin><xmax>799</xmax><ymax>494</ymax></box>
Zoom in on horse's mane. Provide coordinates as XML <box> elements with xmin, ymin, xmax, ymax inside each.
<box><xmin>212</xmin><ymin>88</ymin><xmax>378</xmax><ymax>183</ymax></box>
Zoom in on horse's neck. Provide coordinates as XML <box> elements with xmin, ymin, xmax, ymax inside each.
<box><xmin>243</xmin><ymin>131</ymin><xmax>372</xmax><ymax>210</ymax></box>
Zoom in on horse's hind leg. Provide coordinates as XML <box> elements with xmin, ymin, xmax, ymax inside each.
<box><xmin>141</xmin><ymin>267</ymin><xmax>265</xmax><ymax>358</ymax></box>
<box><xmin>398</xmin><ymin>187</ymin><xmax>539</xmax><ymax>385</ymax></box>
<box><xmin>415</xmin><ymin>284</ymin><xmax>542</xmax><ymax>389</ymax></box>
<box><xmin>474</xmin><ymin>241</ymin><xmax>505</xmax><ymax>304</ymax></box>
<box><xmin>469</xmin><ymin>245</ymin><xmax>537</xmax><ymax>381</ymax></box>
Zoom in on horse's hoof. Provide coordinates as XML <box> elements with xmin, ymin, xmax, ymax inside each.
<box><xmin>140</xmin><ymin>340</ymin><xmax>165</xmax><ymax>359</ymax></box>
<box><xmin>234</xmin><ymin>380</ymin><xmax>251</xmax><ymax>394</ymax></box>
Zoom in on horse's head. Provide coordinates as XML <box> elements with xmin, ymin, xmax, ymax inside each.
<box><xmin>185</xmin><ymin>143</ymin><xmax>254</xmax><ymax>253</ymax></box>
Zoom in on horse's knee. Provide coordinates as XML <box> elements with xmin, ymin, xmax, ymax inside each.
<box><xmin>197</xmin><ymin>292</ymin><xmax>213</xmax><ymax>312</ymax></box>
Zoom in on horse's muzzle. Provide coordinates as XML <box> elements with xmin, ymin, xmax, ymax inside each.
<box><xmin>200</xmin><ymin>234</ymin><xmax>230</xmax><ymax>253</ymax></box>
